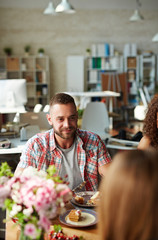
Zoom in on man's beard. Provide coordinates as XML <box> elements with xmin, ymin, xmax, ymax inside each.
<box><xmin>53</xmin><ymin>126</ymin><xmax>77</xmax><ymax>139</ymax></box>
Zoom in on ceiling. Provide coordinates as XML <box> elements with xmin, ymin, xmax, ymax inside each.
<box><xmin>0</xmin><ymin>0</ymin><xmax>158</xmax><ymax>10</ymax></box>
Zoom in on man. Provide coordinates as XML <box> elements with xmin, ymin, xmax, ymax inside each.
<box><xmin>15</xmin><ymin>93</ymin><xmax>111</xmax><ymax>191</ymax></box>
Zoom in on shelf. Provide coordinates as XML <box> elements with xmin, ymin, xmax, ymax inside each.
<box><xmin>0</xmin><ymin>55</ymin><xmax>50</xmax><ymax>109</ymax></box>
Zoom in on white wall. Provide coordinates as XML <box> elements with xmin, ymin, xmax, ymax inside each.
<box><xmin>0</xmin><ymin>8</ymin><xmax>158</xmax><ymax>97</ymax></box>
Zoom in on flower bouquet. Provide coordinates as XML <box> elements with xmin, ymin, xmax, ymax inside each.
<box><xmin>0</xmin><ymin>163</ymin><xmax>72</xmax><ymax>240</ymax></box>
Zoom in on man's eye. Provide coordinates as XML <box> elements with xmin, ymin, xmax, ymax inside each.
<box><xmin>70</xmin><ymin>116</ymin><xmax>76</xmax><ymax>120</ymax></box>
<box><xmin>57</xmin><ymin>118</ymin><xmax>63</xmax><ymax>121</ymax></box>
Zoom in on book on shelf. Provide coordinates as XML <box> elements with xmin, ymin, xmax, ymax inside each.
<box><xmin>92</xmin><ymin>58</ymin><xmax>101</xmax><ymax>69</ymax></box>
<box><xmin>89</xmin><ymin>70</ymin><xmax>98</xmax><ymax>83</ymax></box>
<box><xmin>91</xmin><ymin>44</ymin><xmax>97</xmax><ymax>57</ymax></box>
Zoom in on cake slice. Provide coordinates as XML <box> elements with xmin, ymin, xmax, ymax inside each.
<box><xmin>74</xmin><ymin>195</ymin><xmax>84</xmax><ymax>204</ymax></box>
<box><xmin>87</xmin><ymin>191</ymin><xmax>100</xmax><ymax>205</ymax></box>
<box><xmin>68</xmin><ymin>209</ymin><xmax>81</xmax><ymax>222</ymax></box>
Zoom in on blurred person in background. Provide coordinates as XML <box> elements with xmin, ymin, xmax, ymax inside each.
<box><xmin>138</xmin><ymin>95</ymin><xmax>158</xmax><ymax>150</ymax></box>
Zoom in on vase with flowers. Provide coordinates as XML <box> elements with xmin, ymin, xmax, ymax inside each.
<box><xmin>0</xmin><ymin>162</ymin><xmax>72</xmax><ymax>240</ymax></box>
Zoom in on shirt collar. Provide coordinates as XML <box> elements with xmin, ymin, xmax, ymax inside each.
<box><xmin>50</xmin><ymin>128</ymin><xmax>84</xmax><ymax>151</ymax></box>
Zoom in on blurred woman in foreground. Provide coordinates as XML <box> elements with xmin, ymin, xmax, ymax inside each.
<box><xmin>98</xmin><ymin>150</ymin><xmax>158</xmax><ymax>240</ymax></box>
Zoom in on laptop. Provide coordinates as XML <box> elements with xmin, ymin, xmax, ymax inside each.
<box><xmin>19</xmin><ymin>112</ymin><xmax>51</xmax><ymax>131</ymax></box>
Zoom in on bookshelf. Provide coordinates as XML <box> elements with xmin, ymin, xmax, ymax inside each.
<box><xmin>124</xmin><ymin>56</ymin><xmax>140</xmax><ymax>105</ymax></box>
<box><xmin>0</xmin><ymin>56</ymin><xmax>50</xmax><ymax>109</ymax></box>
<box><xmin>87</xmin><ymin>56</ymin><xmax>123</xmax><ymax>91</ymax></box>
<box><xmin>139</xmin><ymin>54</ymin><xmax>156</xmax><ymax>97</ymax></box>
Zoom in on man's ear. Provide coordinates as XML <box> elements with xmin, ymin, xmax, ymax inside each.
<box><xmin>157</xmin><ymin>112</ymin><xmax>158</xmax><ymax>128</ymax></box>
<box><xmin>46</xmin><ymin>113</ymin><xmax>52</xmax><ymax>125</ymax></box>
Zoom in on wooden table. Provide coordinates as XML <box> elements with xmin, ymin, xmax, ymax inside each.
<box><xmin>5</xmin><ymin>203</ymin><xmax>99</xmax><ymax>240</ymax></box>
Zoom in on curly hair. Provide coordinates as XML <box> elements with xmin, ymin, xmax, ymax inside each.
<box><xmin>143</xmin><ymin>95</ymin><xmax>158</xmax><ymax>149</ymax></box>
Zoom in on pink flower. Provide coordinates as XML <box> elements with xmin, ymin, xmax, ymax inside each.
<box><xmin>56</xmin><ymin>184</ymin><xmax>72</xmax><ymax>202</ymax></box>
<box><xmin>0</xmin><ymin>185</ymin><xmax>10</xmax><ymax>207</ymax></box>
<box><xmin>24</xmin><ymin>223</ymin><xmax>38</xmax><ymax>239</ymax></box>
<box><xmin>38</xmin><ymin>214</ymin><xmax>51</xmax><ymax>232</ymax></box>
<box><xmin>0</xmin><ymin>164</ymin><xmax>72</xmax><ymax>239</ymax></box>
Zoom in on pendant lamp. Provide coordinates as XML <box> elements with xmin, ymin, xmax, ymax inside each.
<box><xmin>55</xmin><ymin>0</ymin><xmax>76</xmax><ymax>14</ymax></box>
<box><xmin>43</xmin><ymin>1</ymin><xmax>56</xmax><ymax>15</ymax></box>
<box><xmin>129</xmin><ymin>0</ymin><xmax>144</xmax><ymax>21</ymax></box>
<box><xmin>152</xmin><ymin>33</ymin><xmax>158</xmax><ymax>42</ymax></box>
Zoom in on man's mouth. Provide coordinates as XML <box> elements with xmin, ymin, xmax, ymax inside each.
<box><xmin>62</xmin><ymin>128</ymin><xmax>73</xmax><ymax>132</ymax></box>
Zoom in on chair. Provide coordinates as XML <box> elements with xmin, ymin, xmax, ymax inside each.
<box><xmin>43</xmin><ymin>104</ymin><xmax>50</xmax><ymax>113</ymax></box>
<box><xmin>134</xmin><ymin>88</ymin><xmax>148</xmax><ymax>121</ymax></box>
<box><xmin>81</xmin><ymin>102</ymin><xmax>110</xmax><ymax>141</ymax></box>
<box><xmin>33</xmin><ymin>104</ymin><xmax>43</xmax><ymax>113</ymax></box>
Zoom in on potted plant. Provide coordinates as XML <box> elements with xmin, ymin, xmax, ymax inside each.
<box><xmin>86</xmin><ymin>48</ymin><xmax>91</xmax><ymax>56</ymax></box>
<box><xmin>24</xmin><ymin>45</ymin><xmax>31</xmax><ymax>56</ymax></box>
<box><xmin>4</xmin><ymin>47</ymin><xmax>12</xmax><ymax>56</ymax></box>
<box><xmin>38</xmin><ymin>48</ymin><xmax>45</xmax><ymax>56</ymax></box>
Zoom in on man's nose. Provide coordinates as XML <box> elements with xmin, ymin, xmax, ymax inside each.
<box><xmin>63</xmin><ymin>119</ymin><xmax>70</xmax><ymax>127</ymax></box>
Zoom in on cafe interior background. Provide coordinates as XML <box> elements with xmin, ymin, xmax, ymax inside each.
<box><xmin>0</xmin><ymin>0</ymin><xmax>158</xmax><ymax>157</ymax></box>
<box><xmin>0</xmin><ymin>0</ymin><xmax>158</xmax><ymax>95</ymax></box>
<box><xmin>0</xmin><ymin>0</ymin><xmax>158</xmax><ymax>239</ymax></box>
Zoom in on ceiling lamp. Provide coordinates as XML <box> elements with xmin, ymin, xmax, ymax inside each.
<box><xmin>129</xmin><ymin>0</ymin><xmax>144</xmax><ymax>22</ymax></box>
<box><xmin>55</xmin><ymin>0</ymin><xmax>76</xmax><ymax>14</ymax></box>
<box><xmin>152</xmin><ymin>33</ymin><xmax>158</xmax><ymax>42</ymax></box>
<box><xmin>43</xmin><ymin>1</ymin><xmax>56</xmax><ymax>15</ymax></box>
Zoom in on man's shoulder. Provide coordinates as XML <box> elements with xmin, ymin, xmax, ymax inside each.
<box><xmin>27</xmin><ymin>129</ymin><xmax>54</xmax><ymax>146</ymax></box>
<box><xmin>76</xmin><ymin>129</ymin><xmax>101</xmax><ymax>142</ymax></box>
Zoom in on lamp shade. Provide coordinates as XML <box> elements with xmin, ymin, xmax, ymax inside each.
<box><xmin>55</xmin><ymin>0</ymin><xmax>76</xmax><ymax>14</ymax></box>
<box><xmin>129</xmin><ymin>9</ymin><xmax>144</xmax><ymax>21</ymax></box>
<box><xmin>152</xmin><ymin>33</ymin><xmax>158</xmax><ymax>42</ymax></box>
<box><xmin>43</xmin><ymin>1</ymin><xmax>56</xmax><ymax>15</ymax></box>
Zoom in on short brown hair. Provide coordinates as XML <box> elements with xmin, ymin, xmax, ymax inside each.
<box><xmin>49</xmin><ymin>93</ymin><xmax>76</xmax><ymax>107</ymax></box>
<box><xmin>98</xmin><ymin>150</ymin><xmax>158</xmax><ymax>240</ymax></box>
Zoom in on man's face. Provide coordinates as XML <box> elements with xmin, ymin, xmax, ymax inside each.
<box><xmin>47</xmin><ymin>103</ymin><xmax>78</xmax><ymax>140</ymax></box>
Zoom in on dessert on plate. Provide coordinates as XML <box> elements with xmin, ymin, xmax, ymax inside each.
<box><xmin>87</xmin><ymin>191</ymin><xmax>100</xmax><ymax>205</ymax></box>
<box><xmin>68</xmin><ymin>209</ymin><xmax>81</xmax><ymax>222</ymax></box>
<box><xmin>74</xmin><ymin>195</ymin><xmax>84</xmax><ymax>204</ymax></box>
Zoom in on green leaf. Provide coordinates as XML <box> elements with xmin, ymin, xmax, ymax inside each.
<box><xmin>47</xmin><ymin>165</ymin><xmax>57</xmax><ymax>177</ymax></box>
<box><xmin>53</xmin><ymin>224</ymin><xmax>62</xmax><ymax>233</ymax></box>
<box><xmin>79</xmin><ymin>236</ymin><xmax>84</xmax><ymax>240</ymax></box>
<box><xmin>0</xmin><ymin>162</ymin><xmax>13</xmax><ymax>177</ymax></box>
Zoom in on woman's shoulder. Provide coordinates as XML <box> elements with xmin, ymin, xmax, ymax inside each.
<box><xmin>137</xmin><ymin>135</ymin><xmax>151</xmax><ymax>150</ymax></box>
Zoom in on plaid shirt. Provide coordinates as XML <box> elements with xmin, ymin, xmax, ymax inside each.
<box><xmin>17</xmin><ymin>128</ymin><xmax>111</xmax><ymax>191</ymax></box>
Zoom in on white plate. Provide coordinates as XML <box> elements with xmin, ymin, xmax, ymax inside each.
<box><xmin>59</xmin><ymin>209</ymin><xmax>98</xmax><ymax>228</ymax></box>
<box><xmin>71</xmin><ymin>191</ymin><xmax>97</xmax><ymax>208</ymax></box>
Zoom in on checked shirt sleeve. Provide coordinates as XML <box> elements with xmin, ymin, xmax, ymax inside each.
<box><xmin>97</xmin><ymin>137</ymin><xmax>112</xmax><ymax>167</ymax></box>
<box><xmin>17</xmin><ymin>137</ymin><xmax>45</xmax><ymax>170</ymax></box>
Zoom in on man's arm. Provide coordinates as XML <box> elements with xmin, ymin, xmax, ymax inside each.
<box><xmin>14</xmin><ymin>167</ymin><xmax>25</xmax><ymax>177</ymax></box>
<box><xmin>98</xmin><ymin>163</ymin><xmax>111</xmax><ymax>177</ymax></box>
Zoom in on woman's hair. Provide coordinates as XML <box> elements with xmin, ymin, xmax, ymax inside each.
<box><xmin>143</xmin><ymin>95</ymin><xmax>158</xmax><ymax>148</ymax></box>
<box><xmin>98</xmin><ymin>150</ymin><xmax>158</xmax><ymax>240</ymax></box>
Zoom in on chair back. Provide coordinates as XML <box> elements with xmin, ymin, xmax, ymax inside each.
<box><xmin>81</xmin><ymin>102</ymin><xmax>110</xmax><ymax>140</ymax></box>
<box><xmin>33</xmin><ymin>104</ymin><xmax>43</xmax><ymax>113</ymax></box>
<box><xmin>43</xmin><ymin>104</ymin><xmax>50</xmax><ymax>113</ymax></box>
